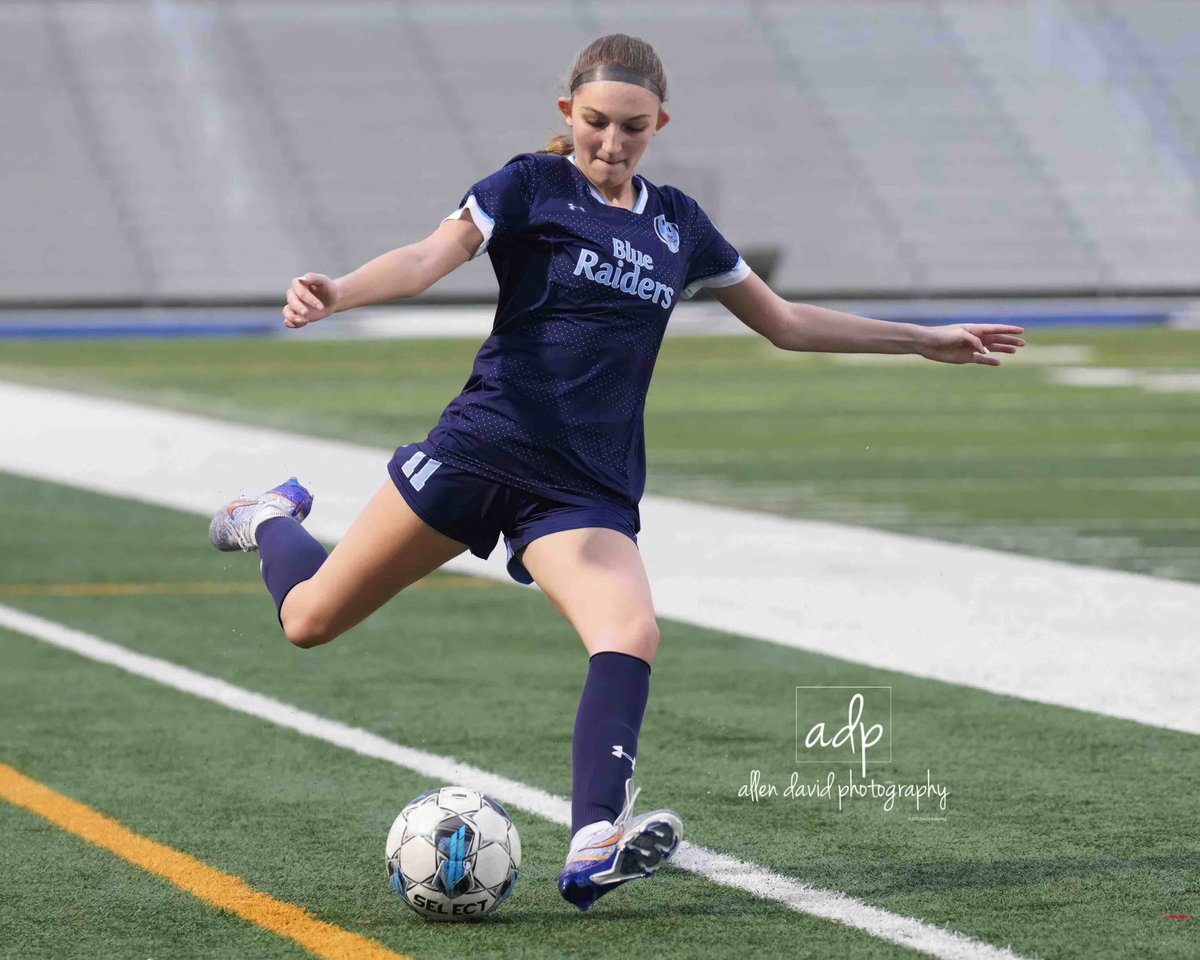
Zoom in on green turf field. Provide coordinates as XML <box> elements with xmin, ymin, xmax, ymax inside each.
<box><xmin>2</xmin><ymin>472</ymin><xmax>1199</xmax><ymax>959</ymax></box>
<box><xmin>1</xmin><ymin>328</ymin><xmax>1198</xmax><ymax>958</ymax></box>
<box><xmin>2</xmin><ymin>327</ymin><xmax>1197</xmax><ymax>582</ymax></box>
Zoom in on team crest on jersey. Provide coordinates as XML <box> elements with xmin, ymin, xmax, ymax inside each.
<box><xmin>654</xmin><ymin>214</ymin><xmax>680</xmax><ymax>253</ymax></box>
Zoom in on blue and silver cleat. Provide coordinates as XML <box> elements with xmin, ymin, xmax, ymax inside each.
<box><xmin>559</xmin><ymin>777</ymin><xmax>683</xmax><ymax>911</ymax></box>
<box><xmin>208</xmin><ymin>477</ymin><xmax>313</xmax><ymax>552</ymax></box>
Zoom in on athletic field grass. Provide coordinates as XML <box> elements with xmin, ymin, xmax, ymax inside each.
<box><xmin>1</xmin><ymin>327</ymin><xmax>1198</xmax><ymax>958</ymax></box>
<box><xmin>2</xmin><ymin>327</ymin><xmax>1197</xmax><ymax>582</ymax></box>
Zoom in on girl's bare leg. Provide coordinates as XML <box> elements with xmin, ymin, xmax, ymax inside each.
<box><xmin>519</xmin><ymin>527</ymin><xmax>659</xmax><ymax>664</ymax></box>
<box><xmin>280</xmin><ymin>481</ymin><xmax>468</xmax><ymax>647</ymax></box>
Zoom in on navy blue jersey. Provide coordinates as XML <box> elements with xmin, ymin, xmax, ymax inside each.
<box><xmin>427</xmin><ymin>151</ymin><xmax>750</xmax><ymax>516</ymax></box>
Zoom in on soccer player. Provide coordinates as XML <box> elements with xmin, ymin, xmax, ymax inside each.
<box><xmin>209</xmin><ymin>34</ymin><xmax>1025</xmax><ymax>910</ymax></box>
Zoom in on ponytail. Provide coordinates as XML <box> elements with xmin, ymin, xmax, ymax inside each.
<box><xmin>541</xmin><ymin>133</ymin><xmax>574</xmax><ymax>156</ymax></box>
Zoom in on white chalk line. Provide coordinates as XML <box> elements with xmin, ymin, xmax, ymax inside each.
<box><xmin>0</xmin><ymin>604</ymin><xmax>1031</xmax><ymax>960</ymax></box>
<box><xmin>1049</xmin><ymin>366</ymin><xmax>1200</xmax><ymax>392</ymax></box>
<box><xmin>1</xmin><ymin>379</ymin><xmax>1198</xmax><ymax>737</ymax></box>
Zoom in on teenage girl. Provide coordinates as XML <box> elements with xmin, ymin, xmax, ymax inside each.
<box><xmin>209</xmin><ymin>33</ymin><xmax>1026</xmax><ymax>911</ymax></box>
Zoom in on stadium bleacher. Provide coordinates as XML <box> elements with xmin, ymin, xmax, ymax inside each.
<box><xmin>3</xmin><ymin>0</ymin><xmax>1198</xmax><ymax>302</ymax></box>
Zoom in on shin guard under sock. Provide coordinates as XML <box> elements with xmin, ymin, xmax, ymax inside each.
<box><xmin>571</xmin><ymin>650</ymin><xmax>651</xmax><ymax>835</ymax></box>
<box><xmin>257</xmin><ymin>516</ymin><xmax>328</xmax><ymax>627</ymax></box>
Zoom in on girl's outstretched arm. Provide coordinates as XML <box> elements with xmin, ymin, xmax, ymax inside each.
<box><xmin>282</xmin><ymin>213</ymin><xmax>485</xmax><ymax>327</ymax></box>
<box><xmin>711</xmin><ymin>272</ymin><xmax>1025</xmax><ymax>365</ymax></box>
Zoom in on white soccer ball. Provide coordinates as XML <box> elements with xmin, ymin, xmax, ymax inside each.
<box><xmin>385</xmin><ymin>786</ymin><xmax>521</xmax><ymax>921</ymax></box>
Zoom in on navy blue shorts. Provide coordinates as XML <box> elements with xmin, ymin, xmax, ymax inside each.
<box><xmin>386</xmin><ymin>441</ymin><xmax>639</xmax><ymax>585</ymax></box>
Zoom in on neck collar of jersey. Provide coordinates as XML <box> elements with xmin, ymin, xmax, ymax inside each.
<box><xmin>566</xmin><ymin>153</ymin><xmax>648</xmax><ymax>214</ymax></box>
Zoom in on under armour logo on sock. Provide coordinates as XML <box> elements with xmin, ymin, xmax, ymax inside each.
<box><xmin>611</xmin><ymin>745</ymin><xmax>637</xmax><ymax>769</ymax></box>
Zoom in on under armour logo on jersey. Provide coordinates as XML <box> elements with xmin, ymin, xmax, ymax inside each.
<box><xmin>654</xmin><ymin>214</ymin><xmax>680</xmax><ymax>253</ymax></box>
<box><xmin>611</xmin><ymin>745</ymin><xmax>637</xmax><ymax>769</ymax></box>
<box><xmin>567</xmin><ymin>202</ymin><xmax>582</xmax><ymax>211</ymax></box>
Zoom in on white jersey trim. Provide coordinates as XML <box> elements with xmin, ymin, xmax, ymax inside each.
<box><xmin>442</xmin><ymin>194</ymin><xmax>494</xmax><ymax>259</ymax></box>
<box><xmin>566</xmin><ymin>153</ymin><xmax>648</xmax><ymax>214</ymax></box>
<box><xmin>681</xmin><ymin>256</ymin><xmax>752</xmax><ymax>300</ymax></box>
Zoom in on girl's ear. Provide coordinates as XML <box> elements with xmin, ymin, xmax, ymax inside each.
<box><xmin>655</xmin><ymin>108</ymin><xmax>670</xmax><ymax>133</ymax></box>
<box><xmin>556</xmin><ymin>96</ymin><xmax>574</xmax><ymax>126</ymax></box>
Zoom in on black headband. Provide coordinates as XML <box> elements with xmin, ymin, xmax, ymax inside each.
<box><xmin>570</xmin><ymin>64</ymin><xmax>664</xmax><ymax>101</ymax></box>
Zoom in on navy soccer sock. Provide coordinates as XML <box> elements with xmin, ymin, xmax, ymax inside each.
<box><xmin>257</xmin><ymin>516</ymin><xmax>328</xmax><ymax>627</ymax></box>
<box><xmin>571</xmin><ymin>650</ymin><xmax>651</xmax><ymax>836</ymax></box>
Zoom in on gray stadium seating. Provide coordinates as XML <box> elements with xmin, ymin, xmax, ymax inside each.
<box><xmin>1</xmin><ymin>0</ymin><xmax>1197</xmax><ymax>302</ymax></box>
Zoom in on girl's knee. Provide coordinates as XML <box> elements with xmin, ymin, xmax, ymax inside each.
<box><xmin>282</xmin><ymin>613</ymin><xmax>329</xmax><ymax>649</ymax></box>
<box><xmin>587</xmin><ymin>618</ymin><xmax>660</xmax><ymax>665</ymax></box>
<box><xmin>280</xmin><ymin>591</ymin><xmax>336</xmax><ymax>649</ymax></box>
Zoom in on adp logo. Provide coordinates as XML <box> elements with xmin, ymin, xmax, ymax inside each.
<box><xmin>795</xmin><ymin>687</ymin><xmax>891</xmax><ymax>775</ymax></box>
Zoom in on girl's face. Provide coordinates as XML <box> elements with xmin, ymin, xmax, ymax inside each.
<box><xmin>557</xmin><ymin>81</ymin><xmax>670</xmax><ymax>188</ymax></box>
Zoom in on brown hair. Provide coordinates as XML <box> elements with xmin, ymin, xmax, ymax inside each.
<box><xmin>541</xmin><ymin>34</ymin><xmax>668</xmax><ymax>155</ymax></box>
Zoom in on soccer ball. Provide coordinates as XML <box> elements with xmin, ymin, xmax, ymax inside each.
<box><xmin>385</xmin><ymin>786</ymin><xmax>521</xmax><ymax>921</ymax></box>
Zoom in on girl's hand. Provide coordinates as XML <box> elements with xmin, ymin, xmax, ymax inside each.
<box><xmin>283</xmin><ymin>273</ymin><xmax>340</xmax><ymax>328</ymax></box>
<box><xmin>919</xmin><ymin>324</ymin><xmax>1026</xmax><ymax>366</ymax></box>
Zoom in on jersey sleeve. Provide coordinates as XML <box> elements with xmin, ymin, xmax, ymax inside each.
<box><xmin>681</xmin><ymin>199</ymin><xmax>752</xmax><ymax>300</ymax></box>
<box><xmin>441</xmin><ymin>156</ymin><xmax>535</xmax><ymax>260</ymax></box>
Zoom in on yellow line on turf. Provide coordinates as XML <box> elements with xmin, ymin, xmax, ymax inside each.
<box><xmin>0</xmin><ymin>763</ymin><xmax>411</xmax><ymax>960</ymax></box>
<box><xmin>0</xmin><ymin>581</ymin><xmax>261</xmax><ymax>598</ymax></box>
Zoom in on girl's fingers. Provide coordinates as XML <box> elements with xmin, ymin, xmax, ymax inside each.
<box><xmin>288</xmin><ymin>280</ymin><xmax>309</xmax><ymax>310</ymax></box>
<box><xmin>295</xmin><ymin>276</ymin><xmax>325</xmax><ymax>310</ymax></box>
<box><xmin>285</xmin><ymin>273</ymin><xmax>333</xmax><ymax>328</ymax></box>
<box><xmin>286</xmin><ymin>290</ymin><xmax>308</xmax><ymax>316</ymax></box>
<box><xmin>985</xmin><ymin>335</ymin><xmax>1026</xmax><ymax>347</ymax></box>
<box><xmin>978</xmin><ymin>324</ymin><xmax>1024</xmax><ymax>334</ymax></box>
<box><xmin>301</xmin><ymin>283</ymin><xmax>324</xmax><ymax>311</ymax></box>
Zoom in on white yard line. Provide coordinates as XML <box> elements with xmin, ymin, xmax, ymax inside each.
<box><xmin>3</xmin><ymin>381</ymin><xmax>1198</xmax><ymax>736</ymax></box>
<box><xmin>302</xmin><ymin>302</ymin><xmax>751</xmax><ymax>339</ymax></box>
<box><xmin>0</xmin><ymin>604</ymin><xmax>1031</xmax><ymax>960</ymax></box>
<box><xmin>1049</xmin><ymin>366</ymin><xmax>1200</xmax><ymax>392</ymax></box>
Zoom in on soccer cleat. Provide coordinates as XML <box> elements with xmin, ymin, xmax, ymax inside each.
<box><xmin>558</xmin><ymin>777</ymin><xmax>683</xmax><ymax>911</ymax></box>
<box><xmin>208</xmin><ymin>477</ymin><xmax>313</xmax><ymax>553</ymax></box>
